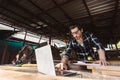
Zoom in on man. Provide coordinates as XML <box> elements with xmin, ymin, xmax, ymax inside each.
<box><xmin>55</xmin><ymin>24</ymin><xmax>108</xmax><ymax>74</ymax></box>
<box><xmin>12</xmin><ymin>45</ymin><xmax>35</xmax><ymax>65</ymax></box>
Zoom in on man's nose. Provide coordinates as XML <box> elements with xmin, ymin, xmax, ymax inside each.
<box><xmin>74</xmin><ymin>34</ymin><xmax>77</xmax><ymax>37</ymax></box>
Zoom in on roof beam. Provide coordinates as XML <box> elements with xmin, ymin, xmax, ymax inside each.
<box><xmin>47</xmin><ymin>0</ymin><xmax>75</xmax><ymax>12</ymax></box>
<box><xmin>0</xmin><ymin>9</ymin><xmax>48</xmax><ymax>35</ymax></box>
<box><xmin>28</xmin><ymin>0</ymin><xmax>60</xmax><ymax>23</ymax></box>
<box><xmin>9</xmin><ymin>0</ymin><xmax>54</xmax><ymax>29</ymax></box>
<box><xmin>0</xmin><ymin>5</ymin><xmax>43</xmax><ymax>28</ymax></box>
<box><xmin>0</xmin><ymin>17</ymin><xmax>28</xmax><ymax>30</ymax></box>
<box><xmin>68</xmin><ymin>10</ymin><xmax>120</xmax><ymax>24</ymax></box>
<box><xmin>0</xmin><ymin>11</ymin><xmax>31</xmax><ymax>29</ymax></box>
<box><xmin>9</xmin><ymin>0</ymin><xmax>50</xmax><ymax>26</ymax></box>
<box><xmin>0</xmin><ymin>12</ymin><xmax>34</xmax><ymax>30</ymax></box>
<box><xmin>82</xmin><ymin>0</ymin><xmax>94</xmax><ymax>26</ymax></box>
<box><xmin>0</xmin><ymin>6</ymin><xmax>50</xmax><ymax>35</ymax></box>
<box><xmin>8</xmin><ymin>0</ymin><xmax>62</xmax><ymax>36</ymax></box>
<box><xmin>0</xmin><ymin>16</ymin><xmax>47</xmax><ymax>36</ymax></box>
<box><xmin>51</xmin><ymin>0</ymin><xmax>72</xmax><ymax>22</ymax></box>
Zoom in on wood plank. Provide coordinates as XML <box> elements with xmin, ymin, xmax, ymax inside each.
<box><xmin>101</xmin><ymin>71</ymin><xmax>120</xmax><ymax>77</ymax></box>
<box><xmin>0</xmin><ymin>69</ymin><xmax>97</xmax><ymax>80</ymax></box>
<box><xmin>22</xmin><ymin>64</ymin><xmax>37</xmax><ymax>67</ymax></box>
<box><xmin>0</xmin><ymin>65</ymin><xmax>120</xmax><ymax>80</ymax></box>
<box><xmin>0</xmin><ymin>64</ymin><xmax>37</xmax><ymax>73</ymax></box>
<box><xmin>109</xmin><ymin>61</ymin><xmax>120</xmax><ymax>65</ymax></box>
<box><xmin>87</xmin><ymin>66</ymin><xmax>120</xmax><ymax>71</ymax></box>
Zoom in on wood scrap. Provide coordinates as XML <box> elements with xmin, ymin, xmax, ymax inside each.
<box><xmin>101</xmin><ymin>71</ymin><xmax>120</xmax><ymax>77</ymax></box>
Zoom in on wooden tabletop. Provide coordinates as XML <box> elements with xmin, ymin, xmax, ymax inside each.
<box><xmin>87</xmin><ymin>65</ymin><xmax>120</xmax><ymax>77</ymax></box>
<box><xmin>0</xmin><ymin>66</ymin><xmax>96</xmax><ymax>80</ymax></box>
<box><xmin>0</xmin><ymin>64</ymin><xmax>119</xmax><ymax>80</ymax></box>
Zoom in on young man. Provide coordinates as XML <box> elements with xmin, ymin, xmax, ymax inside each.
<box><xmin>55</xmin><ymin>24</ymin><xmax>108</xmax><ymax>74</ymax></box>
<box><xmin>12</xmin><ymin>45</ymin><xmax>35</xmax><ymax>65</ymax></box>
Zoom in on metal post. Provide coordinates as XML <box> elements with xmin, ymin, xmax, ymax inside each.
<box><xmin>23</xmin><ymin>30</ymin><xmax>27</xmax><ymax>46</ymax></box>
<box><xmin>38</xmin><ymin>35</ymin><xmax>42</xmax><ymax>44</ymax></box>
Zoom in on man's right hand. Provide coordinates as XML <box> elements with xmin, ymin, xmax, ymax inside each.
<box><xmin>55</xmin><ymin>63</ymin><xmax>67</xmax><ymax>75</ymax></box>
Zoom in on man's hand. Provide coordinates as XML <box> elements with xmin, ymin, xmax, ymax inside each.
<box><xmin>55</xmin><ymin>56</ymin><xmax>68</xmax><ymax>75</ymax></box>
<box><xmin>94</xmin><ymin>60</ymin><xmax>109</xmax><ymax>65</ymax></box>
<box><xmin>97</xmin><ymin>49</ymin><xmax>109</xmax><ymax>65</ymax></box>
<box><xmin>55</xmin><ymin>63</ymin><xmax>67</xmax><ymax>75</ymax></box>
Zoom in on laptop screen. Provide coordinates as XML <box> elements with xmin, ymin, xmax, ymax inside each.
<box><xmin>35</xmin><ymin>45</ymin><xmax>56</xmax><ymax>76</ymax></box>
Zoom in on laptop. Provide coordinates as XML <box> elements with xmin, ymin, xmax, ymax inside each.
<box><xmin>35</xmin><ymin>44</ymin><xmax>77</xmax><ymax>76</ymax></box>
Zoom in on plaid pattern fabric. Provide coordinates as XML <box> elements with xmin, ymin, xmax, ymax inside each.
<box><xmin>64</xmin><ymin>32</ymin><xmax>104</xmax><ymax>60</ymax></box>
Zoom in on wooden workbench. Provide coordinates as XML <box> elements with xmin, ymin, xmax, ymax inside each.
<box><xmin>0</xmin><ymin>64</ymin><xmax>95</xmax><ymax>80</ymax></box>
<box><xmin>0</xmin><ymin>69</ymin><xmax>96</xmax><ymax>80</ymax></box>
<box><xmin>0</xmin><ymin>64</ymin><xmax>119</xmax><ymax>80</ymax></box>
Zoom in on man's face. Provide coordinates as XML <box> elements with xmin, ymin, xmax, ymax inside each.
<box><xmin>71</xmin><ymin>27</ymin><xmax>82</xmax><ymax>40</ymax></box>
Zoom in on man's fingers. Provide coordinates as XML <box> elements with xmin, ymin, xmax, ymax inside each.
<box><xmin>55</xmin><ymin>63</ymin><xmax>60</xmax><ymax>68</ymax></box>
<box><xmin>55</xmin><ymin>63</ymin><xmax>68</xmax><ymax>75</ymax></box>
<box><xmin>98</xmin><ymin>60</ymin><xmax>109</xmax><ymax>66</ymax></box>
<box><xmin>64</xmin><ymin>64</ymin><xmax>67</xmax><ymax>70</ymax></box>
<box><xmin>93</xmin><ymin>60</ymin><xmax>109</xmax><ymax>66</ymax></box>
<box><xmin>60</xmin><ymin>63</ymin><xmax>64</xmax><ymax>70</ymax></box>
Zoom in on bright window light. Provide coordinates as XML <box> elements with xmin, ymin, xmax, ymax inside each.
<box><xmin>12</xmin><ymin>32</ymin><xmax>66</xmax><ymax>48</ymax></box>
<box><xmin>52</xmin><ymin>39</ymin><xmax>66</xmax><ymax>48</ymax></box>
<box><xmin>0</xmin><ymin>24</ymin><xmax>14</xmax><ymax>30</ymax></box>
<box><xmin>12</xmin><ymin>32</ymin><xmax>47</xmax><ymax>43</ymax></box>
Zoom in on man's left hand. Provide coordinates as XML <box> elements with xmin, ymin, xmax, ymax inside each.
<box><xmin>94</xmin><ymin>60</ymin><xmax>109</xmax><ymax>66</ymax></box>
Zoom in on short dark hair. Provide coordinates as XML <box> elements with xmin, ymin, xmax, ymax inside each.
<box><xmin>69</xmin><ymin>23</ymin><xmax>83</xmax><ymax>32</ymax></box>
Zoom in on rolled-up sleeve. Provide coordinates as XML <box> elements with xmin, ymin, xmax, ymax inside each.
<box><xmin>90</xmin><ymin>33</ymin><xmax>104</xmax><ymax>50</ymax></box>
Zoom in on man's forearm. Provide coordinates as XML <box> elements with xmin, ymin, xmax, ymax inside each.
<box><xmin>61</xmin><ymin>56</ymin><xmax>69</xmax><ymax>64</ymax></box>
<box><xmin>98</xmin><ymin>49</ymin><xmax>106</xmax><ymax>60</ymax></box>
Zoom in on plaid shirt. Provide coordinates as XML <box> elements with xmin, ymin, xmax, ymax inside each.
<box><xmin>64</xmin><ymin>32</ymin><xmax>104</xmax><ymax>60</ymax></box>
